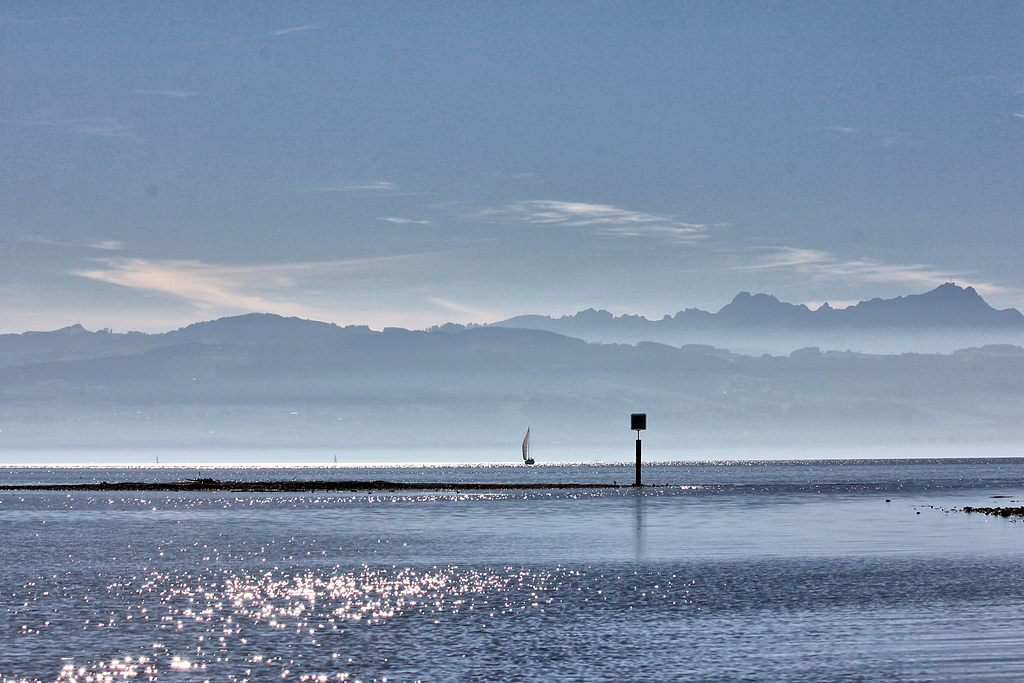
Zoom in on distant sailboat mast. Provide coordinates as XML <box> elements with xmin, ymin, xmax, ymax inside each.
<box><xmin>522</xmin><ymin>428</ymin><xmax>534</xmax><ymax>464</ymax></box>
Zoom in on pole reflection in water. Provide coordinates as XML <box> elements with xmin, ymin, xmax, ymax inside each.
<box><xmin>633</xmin><ymin>488</ymin><xmax>646</xmax><ymax>560</ymax></box>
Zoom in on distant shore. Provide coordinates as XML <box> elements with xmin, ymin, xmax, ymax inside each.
<box><xmin>0</xmin><ymin>478</ymin><xmax>631</xmax><ymax>493</ymax></box>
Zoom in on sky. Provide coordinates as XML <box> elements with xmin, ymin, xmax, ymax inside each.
<box><xmin>1</xmin><ymin>1</ymin><xmax>1023</xmax><ymax>333</ymax></box>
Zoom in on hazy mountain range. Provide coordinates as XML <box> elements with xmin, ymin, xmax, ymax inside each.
<box><xmin>0</xmin><ymin>284</ymin><xmax>1022</xmax><ymax>453</ymax></box>
<box><xmin>492</xmin><ymin>283</ymin><xmax>1024</xmax><ymax>354</ymax></box>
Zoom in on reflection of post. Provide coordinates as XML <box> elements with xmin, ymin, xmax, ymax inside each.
<box><xmin>633</xmin><ymin>488</ymin><xmax>645</xmax><ymax>559</ymax></box>
<box><xmin>631</xmin><ymin>413</ymin><xmax>646</xmax><ymax>487</ymax></box>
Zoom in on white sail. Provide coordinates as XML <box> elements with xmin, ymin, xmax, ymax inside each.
<box><xmin>522</xmin><ymin>428</ymin><xmax>531</xmax><ymax>462</ymax></box>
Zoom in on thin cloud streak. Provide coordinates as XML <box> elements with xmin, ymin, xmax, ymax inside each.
<box><xmin>818</xmin><ymin>126</ymin><xmax>860</xmax><ymax>134</ymax></box>
<box><xmin>130</xmin><ymin>89</ymin><xmax>198</xmax><ymax>98</ymax></box>
<box><xmin>815</xmin><ymin>124</ymin><xmax>911</xmax><ymax>148</ymax></box>
<box><xmin>72</xmin><ymin>255</ymin><xmax>422</xmax><ymax>314</ymax></box>
<box><xmin>22</xmin><ymin>236</ymin><xmax>123</xmax><ymax>251</ymax></box>
<box><xmin>498</xmin><ymin>200</ymin><xmax>678</xmax><ymax>226</ymax></box>
<box><xmin>426</xmin><ymin>297</ymin><xmax>497</xmax><ymax>321</ymax></box>
<box><xmin>270</xmin><ymin>23</ymin><xmax>321</xmax><ymax>36</ymax></box>
<box><xmin>478</xmin><ymin>200</ymin><xmax>710</xmax><ymax>243</ymax></box>
<box><xmin>297</xmin><ymin>181</ymin><xmax>396</xmax><ymax>193</ymax></box>
<box><xmin>381</xmin><ymin>217</ymin><xmax>432</xmax><ymax>225</ymax></box>
<box><xmin>1</xmin><ymin>116</ymin><xmax>142</xmax><ymax>142</ymax></box>
<box><xmin>737</xmin><ymin>246</ymin><xmax>1019</xmax><ymax>304</ymax></box>
<box><xmin>739</xmin><ymin>246</ymin><xmax>947</xmax><ymax>285</ymax></box>
<box><xmin>594</xmin><ymin>224</ymin><xmax>705</xmax><ymax>243</ymax></box>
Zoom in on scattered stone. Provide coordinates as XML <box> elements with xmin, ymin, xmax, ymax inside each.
<box><xmin>961</xmin><ymin>506</ymin><xmax>1024</xmax><ymax>518</ymax></box>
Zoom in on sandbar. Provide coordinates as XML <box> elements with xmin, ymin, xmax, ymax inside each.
<box><xmin>0</xmin><ymin>478</ymin><xmax>631</xmax><ymax>493</ymax></box>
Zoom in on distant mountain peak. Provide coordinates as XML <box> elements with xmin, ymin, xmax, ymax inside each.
<box><xmin>571</xmin><ymin>308</ymin><xmax>615</xmax><ymax>322</ymax></box>
<box><xmin>846</xmin><ymin>283</ymin><xmax>1020</xmax><ymax>327</ymax></box>
<box><xmin>58</xmin><ymin>323</ymin><xmax>89</xmax><ymax>335</ymax></box>
<box><xmin>492</xmin><ymin>283</ymin><xmax>1024</xmax><ymax>340</ymax></box>
<box><xmin>715</xmin><ymin>291</ymin><xmax>812</xmax><ymax>326</ymax></box>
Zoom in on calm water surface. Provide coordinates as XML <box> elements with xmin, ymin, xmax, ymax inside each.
<box><xmin>2</xmin><ymin>457</ymin><xmax>1024</xmax><ymax>681</ymax></box>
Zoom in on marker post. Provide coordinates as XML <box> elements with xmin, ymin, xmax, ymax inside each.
<box><xmin>631</xmin><ymin>413</ymin><xmax>646</xmax><ymax>486</ymax></box>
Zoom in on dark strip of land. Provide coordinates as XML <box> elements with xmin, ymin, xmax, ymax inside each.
<box><xmin>0</xmin><ymin>478</ymin><xmax>629</xmax><ymax>493</ymax></box>
<box><xmin>961</xmin><ymin>505</ymin><xmax>1024</xmax><ymax>517</ymax></box>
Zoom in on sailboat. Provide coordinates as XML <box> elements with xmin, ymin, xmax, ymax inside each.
<box><xmin>522</xmin><ymin>428</ymin><xmax>534</xmax><ymax>465</ymax></box>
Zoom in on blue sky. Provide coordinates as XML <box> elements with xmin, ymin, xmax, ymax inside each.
<box><xmin>2</xmin><ymin>1</ymin><xmax>1023</xmax><ymax>332</ymax></box>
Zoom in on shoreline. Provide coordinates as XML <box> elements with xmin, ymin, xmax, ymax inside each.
<box><xmin>0</xmin><ymin>478</ymin><xmax>634</xmax><ymax>493</ymax></box>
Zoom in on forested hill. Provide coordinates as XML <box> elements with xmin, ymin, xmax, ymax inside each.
<box><xmin>0</xmin><ymin>316</ymin><xmax>1021</xmax><ymax>449</ymax></box>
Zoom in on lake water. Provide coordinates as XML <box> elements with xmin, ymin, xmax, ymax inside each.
<box><xmin>2</xmin><ymin>455</ymin><xmax>1024</xmax><ymax>681</ymax></box>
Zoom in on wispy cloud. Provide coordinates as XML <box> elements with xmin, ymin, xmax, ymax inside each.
<box><xmin>23</xmin><ymin>236</ymin><xmax>123</xmax><ymax>251</ymax></box>
<box><xmin>75</xmin><ymin>118</ymin><xmax>139</xmax><ymax>141</ymax></box>
<box><xmin>90</xmin><ymin>240</ymin><xmax>124</xmax><ymax>251</ymax></box>
<box><xmin>595</xmin><ymin>224</ymin><xmax>707</xmax><ymax>242</ymax></box>
<box><xmin>426</xmin><ymin>297</ymin><xmax>497</xmax><ymax>320</ymax></box>
<box><xmin>381</xmin><ymin>217</ymin><xmax>432</xmax><ymax>225</ymax></box>
<box><xmin>815</xmin><ymin>125</ymin><xmax>911</xmax><ymax>148</ymax></box>
<box><xmin>492</xmin><ymin>200</ymin><xmax>670</xmax><ymax>226</ymax></box>
<box><xmin>819</xmin><ymin>126</ymin><xmax>859</xmax><ymax>135</ymax></box>
<box><xmin>479</xmin><ymin>200</ymin><xmax>709</xmax><ymax>244</ymax></box>
<box><xmin>0</xmin><ymin>116</ymin><xmax>141</xmax><ymax>142</ymax></box>
<box><xmin>738</xmin><ymin>246</ymin><xmax>946</xmax><ymax>283</ymax></box>
<box><xmin>130</xmin><ymin>89</ymin><xmax>198</xmax><ymax>98</ymax></box>
<box><xmin>72</xmin><ymin>255</ymin><xmax>419</xmax><ymax>314</ymax></box>
<box><xmin>270</xmin><ymin>23</ymin><xmax>321</xmax><ymax>36</ymax></box>
<box><xmin>0</xmin><ymin>15</ymin><xmax>94</xmax><ymax>26</ymax></box>
<box><xmin>297</xmin><ymin>181</ymin><xmax>396</xmax><ymax>193</ymax></box>
<box><xmin>736</xmin><ymin>246</ymin><xmax>1016</xmax><ymax>302</ymax></box>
